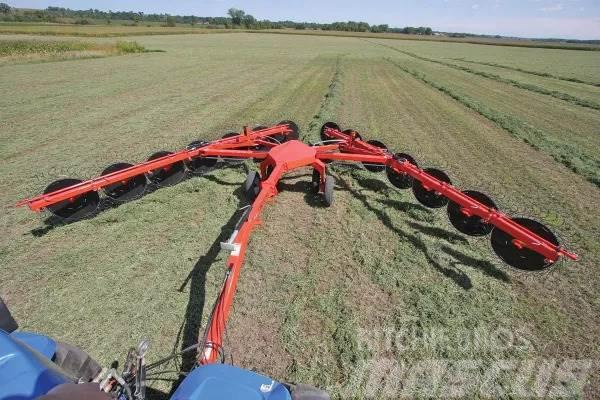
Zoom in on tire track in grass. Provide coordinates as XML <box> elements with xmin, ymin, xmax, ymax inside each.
<box><xmin>368</xmin><ymin>40</ymin><xmax>600</xmax><ymax>111</ymax></box>
<box><xmin>385</xmin><ymin>57</ymin><xmax>600</xmax><ymax>187</ymax></box>
<box><xmin>453</xmin><ymin>57</ymin><xmax>600</xmax><ymax>88</ymax></box>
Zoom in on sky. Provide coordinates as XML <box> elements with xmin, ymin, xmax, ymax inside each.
<box><xmin>8</xmin><ymin>0</ymin><xmax>600</xmax><ymax>39</ymax></box>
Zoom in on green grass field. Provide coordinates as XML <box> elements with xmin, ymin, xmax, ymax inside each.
<box><xmin>1</xmin><ymin>33</ymin><xmax>599</xmax><ymax>398</ymax></box>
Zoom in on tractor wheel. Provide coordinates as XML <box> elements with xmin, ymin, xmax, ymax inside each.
<box><xmin>323</xmin><ymin>176</ymin><xmax>335</xmax><ymax>207</ymax></box>
<box><xmin>52</xmin><ymin>341</ymin><xmax>102</xmax><ymax>382</ymax></box>
<box><xmin>244</xmin><ymin>171</ymin><xmax>260</xmax><ymax>201</ymax></box>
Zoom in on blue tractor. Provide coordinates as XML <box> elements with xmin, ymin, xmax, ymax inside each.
<box><xmin>0</xmin><ymin>297</ymin><xmax>328</xmax><ymax>400</ymax></box>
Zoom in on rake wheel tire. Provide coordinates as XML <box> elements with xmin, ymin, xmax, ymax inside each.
<box><xmin>412</xmin><ymin>168</ymin><xmax>452</xmax><ymax>208</ymax></box>
<box><xmin>146</xmin><ymin>151</ymin><xmax>186</xmax><ymax>187</ymax></box>
<box><xmin>278</xmin><ymin>120</ymin><xmax>300</xmax><ymax>142</ymax></box>
<box><xmin>320</xmin><ymin>122</ymin><xmax>341</xmax><ymax>142</ymax></box>
<box><xmin>44</xmin><ymin>178</ymin><xmax>100</xmax><ymax>221</ymax></box>
<box><xmin>186</xmin><ymin>140</ymin><xmax>218</xmax><ymax>173</ymax></box>
<box><xmin>386</xmin><ymin>153</ymin><xmax>417</xmax><ymax>190</ymax></box>
<box><xmin>101</xmin><ymin>162</ymin><xmax>147</xmax><ymax>202</ymax></box>
<box><xmin>491</xmin><ymin>218</ymin><xmax>559</xmax><ymax>272</ymax></box>
<box><xmin>363</xmin><ymin>139</ymin><xmax>387</xmax><ymax>173</ymax></box>
<box><xmin>447</xmin><ymin>190</ymin><xmax>497</xmax><ymax>236</ymax></box>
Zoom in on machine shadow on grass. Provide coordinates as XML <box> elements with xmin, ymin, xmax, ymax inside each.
<box><xmin>337</xmin><ymin>170</ymin><xmax>510</xmax><ymax>289</ymax></box>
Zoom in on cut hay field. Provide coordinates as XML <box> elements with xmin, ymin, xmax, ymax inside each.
<box><xmin>1</xmin><ymin>33</ymin><xmax>599</xmax><ymax>398</ymax></box>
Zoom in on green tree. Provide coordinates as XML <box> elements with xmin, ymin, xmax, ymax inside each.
<box><xmin>0</xmin><ymin>3</ymin><xmax>11</xmax><ymax>14</ymax></box>
<box><xmin>165</xmin><ymin>15</ymin><xmax>176</xmax><ymax>27</ymax></box>
<box><xmin>242</xmin><ymin>14</ymin><xmax>255</xmax><ymax>27</ymax></box>
<box><xmin>227</xmin><ymin>8</ymin><xmax>245</xmax><ymax>25</ymax></box>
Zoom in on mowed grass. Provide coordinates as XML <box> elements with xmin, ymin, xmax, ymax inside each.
<box><xmin>1</xmin><ymin>33</ymin><xmax>599</xmax><ymax>398</ymax></box>
<box><xmin>370</xmin><ymin>39</ymin><xmax>600</xmax><ymax>187</ymax></box>
<box><xmin>387</xmin><ymin>38</ymin><xmax>600</xmax><ymax>85</ymax></box>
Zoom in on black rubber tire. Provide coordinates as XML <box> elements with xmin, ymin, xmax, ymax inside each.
<box><xmin>320</xmin><ymin>122</ymin><xmax>341</xmax><ymax>142</ymax></box>
<box><xmin>386</xmin><ymin>153</ymin><xmax>418</xmax><ymax>190</ymax></box>
<box><xmin>221</xmin><ymin>132</ymin><xmax>239</xmax><ymax>139</ymax></box>
<box><xmin>311</xmin><ymin>169</ymin><xmax>321</xmax><ymax>194</ymax></box>
<box><xmin>44</xmin><ymin>178</ymin><xmax>100</xmax><ymax>221</ymax></box>
<box><xmin>101</xmin><ymin>162</ymin><xmax>147</xmax><ymax>201</ymax></box>
<box><xmin>52</xmin><ymin>341</ymin><xmax>102</xmax><ymax>382</ymax></box>
<box><xmin>146</xmin><ymin>151</ymin><xmax>186</xmax><ymax>187</ymax></box>
<box><xmin>490</xmin><ymin>218</ymin><xmax>559</xmax><ymax>272</ymax></box>
<box><xmin>244</xmin><ymin>171</ymin><xmax>260</xmax><ymax>201</ymax></box>
<box><xmin>323</xmin><ymin>175</ymin><xmax>335</xmax><ymax>207</ymax></box>
<box><xmin>278</xmin><ymin>120</ymin><xmax>300</xmax><ymax>142</ymax></box>
<box><xmin>363</xmin><ymin>139</ymin><xmax>388</xmax><ymax>172</ymax></box>
<box><xmin>186</xmin><ymin>140</ymin><xmax>218</xmax><ymax>173</ymax></box>
<box><xmin>412</xmin><ymin>168</ymin><xmax>452</xmax><ymax>208</ymax></box>
<box><xmin>447</xmin><ymin>190</ymin><xmax>497</xmax><ymax>236</ymax></box>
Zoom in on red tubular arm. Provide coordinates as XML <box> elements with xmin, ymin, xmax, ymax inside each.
<box><xmin>319</xmin><ymin>126</ymin><xmax>577</xmax><ymax>263</ymax></box>
<box><xmin>199</xmin><ymin>165</ymin><xmax>283</xmax><ymax>364</ymax></box>
<box><xmin>16</xmin><ymin>125</ymin><xmax>292</xmax><ymax>211</ymax></box>
<box><xmin>387</xmin><ymin>159</ymin><xmax>577</xmax><ymax>262</ymax></box>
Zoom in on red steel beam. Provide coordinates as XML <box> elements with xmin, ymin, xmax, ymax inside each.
<box><xmin>16</xmin><ymin>125</ymin><xmax>292</xmax><ymax>211</ymax></box>
<box><xmin>320</xmin><ymin>125</ymin><xmax>577</xmax><ymax>262</ymax></box>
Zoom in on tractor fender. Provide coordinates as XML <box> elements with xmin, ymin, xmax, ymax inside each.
<box><xmin>0</xmin><ymin>330</ymin><xmax>72</xmax><ymax>399</ymax></box>
<box><xmin>171</xmin><ymin>363</ymin><xmax>292</xmax><ymax>400</ymax></box>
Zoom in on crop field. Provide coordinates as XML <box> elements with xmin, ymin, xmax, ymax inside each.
<box><xmin>1</xmin><ymin>33</ymin><xmax>599</xmax><ymax>398</ymax></box>
<box><xmin>0</xmin><ymin>35</ymin><xmax>153</xmax><ymax>65</ymax></box>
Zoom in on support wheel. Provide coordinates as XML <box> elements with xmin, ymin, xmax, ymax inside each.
<box><xmin>311</xmin><ymin>169</ymin><xmax>321</xmax><ymax>194</ymax></box>
<box><xmin>323</xmin><ymin>176</ymin><xmax>335</xmax><ymax>207</ymax></box>
<box><xmin>244</xmin><ymin>171</ymin><xmax>260</xmax><ymax>201</ymax></box>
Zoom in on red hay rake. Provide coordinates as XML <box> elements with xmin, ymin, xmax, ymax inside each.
<box><xmin>17</xmin><ymin>120</ymin><xmax>578</xmax><ymax>366</ymax></box>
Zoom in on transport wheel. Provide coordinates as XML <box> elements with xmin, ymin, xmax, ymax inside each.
<box><xmin>44</xmin><ymin>178</ymin><xmax>100</xmax><ymax>221</ymax></box>
<box><xmin>186</xmin><ymin>140</ymin><xmax>218</xmax><ymax>174</ymax></box>
<box><xmin>386</xmin><ymin>153</ymin><xmax>418</xmax><ymax>189</ymax></box>
<box><xmin>447</xmin><ymin>190</ymin><xmax>497</xmax><ymax>236</ymax></box>
<box><xmin>311</xmin><ymin>169</ymin><xmax>321</xmax><ymax>194</ymax></box>
<box><xmin>323</xmin><ymin>175</ymin><xmax>335</xmax><ymax>207</ymax></box>
<box><xmin>320</xmin><ymin>122</ymin><xmax>341</xmax><ymax>142</ymax></box>
<box><xmin>412</xmin><ymin>168</ymin><xmax>452</xmax><ymax>208</ymax></box>
<box><xmin>101</xmin><ymin>162</ymin><xmax>146</xmax><ymax>201</ymax></box>
<box><xmin>278</xmin><ymin>120</ymin><xmax>300</xmax><ymax>142</ymax></box>
<box><xmin>146</xmin><ymin>151</ymin><xmax>186</xmax><ymax>187</ymax></box>
<box><xmin>244</xmin><ymin>171</ymin><xmax>261</xmax><ymax>201</ymax></box>
<box><xmin>363</xmin><ymin>139</ymin><xmax>388</xmax><ymax>172</ymax></box>
<box><xmin>491</xmin><ymin>218</ymin><xmax>559</xmax><ymax>272</ymax></box>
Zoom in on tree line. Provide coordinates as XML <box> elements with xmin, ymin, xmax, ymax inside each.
<box><xmin>0</xmin><ymin>4</ymin><xmax>434</xmax><ymax>35</ymax></box>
